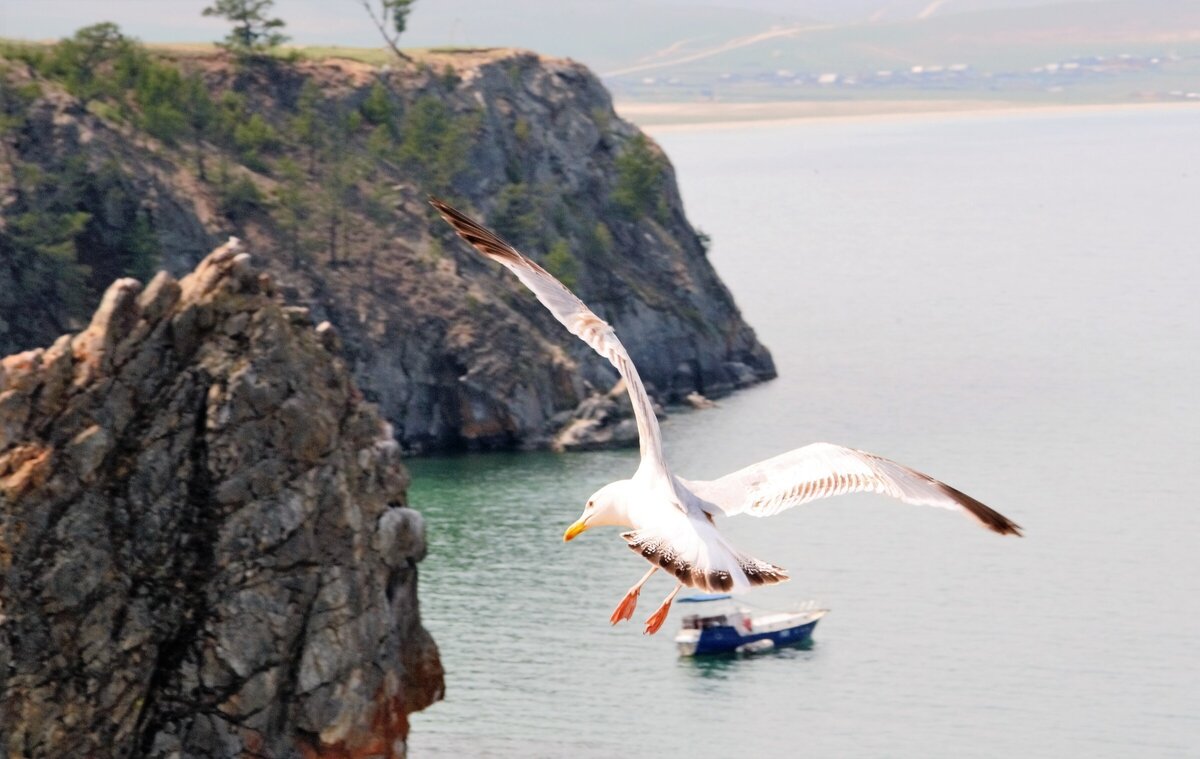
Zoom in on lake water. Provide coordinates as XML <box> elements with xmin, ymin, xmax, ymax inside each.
<box><xmin>407</xmin><ymin>106</ymin><xmax>1200</xmax><ymax>758</ymax></box>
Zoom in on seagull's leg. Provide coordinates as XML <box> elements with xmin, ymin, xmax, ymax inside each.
<box><xmin>610</xmin><ymin>566</ymin><xmax>658</xmax><ymax>625</ymax></box>
<box><xmin>643</xmin><ymin>583</ymin><xmax>683</xmax><ymax>635</ymax></box>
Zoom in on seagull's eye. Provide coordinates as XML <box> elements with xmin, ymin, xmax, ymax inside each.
<box><xmin>587</xmin><ymin>500</ymin><xmax>595</xmax><ymax>509</ymax></box>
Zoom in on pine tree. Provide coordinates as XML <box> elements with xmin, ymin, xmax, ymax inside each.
<box><xmin>48</xmin><ymin>22</ymin><xmax>135</xmax><ymax>103</ymax></box>
<box><xmin>0</xmin><ymin>155</ymin><xmax>161</xmax><ymax>350</ymax></box>
<box><xmin>322</xmin><ymin>109</ymin><xmax>362</xmax><ymax>266</ymax></box>
<box><xmin>291</xmin><ymin>80</ymin><xmax>325</xmax><ymax>176</ymax></box>
<box><xmin>273</xmin><ymin>158</ymin><xmax>309</xmax><ymax>266</ymax></box>
<box><xmin>202</xmin><ymin>0</ymin><xmax>288</xmax><ymax>57</ymax></box>
<box><xmin>181</xmin><ymin>73</ymin><xmax>216</xmax><ymax>179</ymax></box>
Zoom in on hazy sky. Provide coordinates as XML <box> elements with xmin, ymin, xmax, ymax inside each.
<box><xmin>1</xmin><ymin>0</ymin><xmax>1114</xmax><ymax>47</ymax></box>
<box><xmin>0</xmin><ymin>1</ymin><xmax>371</xmax><ymax>45</ymax></box>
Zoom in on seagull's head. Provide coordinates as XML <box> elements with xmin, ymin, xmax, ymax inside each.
<box><xmin>563</xmin><ymin>479</ymin><xmax>633</xmax><ymax>541</ymax></box>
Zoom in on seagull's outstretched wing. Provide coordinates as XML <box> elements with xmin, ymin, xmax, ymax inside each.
<box><xmin>687</xmin><ymin>442</ymin><xmax>1022</xmax><ymax>535</ymax></box>
<box><xmin>430</xmin><ymin>198</ymin><xmax>668</xmax><ymax>474</ymax></box>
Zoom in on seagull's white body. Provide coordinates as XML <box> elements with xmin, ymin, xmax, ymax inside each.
<box><xmin>432</xmin><ymin>199</ymin><xmax>1021</xmax><ymax>633</ymax></box>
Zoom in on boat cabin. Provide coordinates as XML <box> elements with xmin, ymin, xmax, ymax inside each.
<box><xmin>678</xmin><ymin>594</ymin><xmax>754</xmax><ymax>632</ymax></box>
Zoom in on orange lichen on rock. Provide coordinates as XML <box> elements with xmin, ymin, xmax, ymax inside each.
<box><xmin>0</xmin><ymin>444</ymin><xmax>52</xmax><ymax>498</ymax></box>
<box><xmin>0</xmin><ymin>349</ymin><xmax>44</xmax><ymax>393</ymax></box>
<box><xmin>298</xmin><ymin>689</ymin><xmax>410</xmax><ymax>759</ymax></box>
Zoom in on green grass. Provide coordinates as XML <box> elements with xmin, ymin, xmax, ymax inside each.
<box><xmin>285</xmin><ymin>45</ymin><xmax>394</xmax><ymax>65</ymax></box>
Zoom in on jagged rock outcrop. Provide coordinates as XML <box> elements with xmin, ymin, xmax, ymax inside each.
<box><xmin>0</xmin><ymin>242</ymin><xmax>443</xmax><ymax>758</ymax></box>
<box><xmin>551</xmin><ymin>378</ymin><xmax>660</xmax><ymax>452</ymax></box>
<box><xmin>0</xmin><ymin>48</ymin><xmax>775</xmax><ymax>453</ymax></box>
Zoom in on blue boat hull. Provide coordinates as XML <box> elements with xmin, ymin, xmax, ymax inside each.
<box><xmin>691</xmin><ymin>619</ymin><xmax>819</xmax><ymax>656</ymax></box>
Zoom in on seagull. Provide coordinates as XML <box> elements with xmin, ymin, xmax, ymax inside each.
<box><xmin>431</xmin><ymin>198</ymin><xmax>1022</xmax><ymax>635</ymax></box>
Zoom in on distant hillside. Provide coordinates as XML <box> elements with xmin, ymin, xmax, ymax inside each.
<box><xmin>667</xmin><ymin>0</ymin><xmax>1123</xmax><ymax>23</ymax></box>
<box><xmin>0</xmin><ymin>29</ymin><xmax>774</xmax><ymax>453</ymax></box>
<box><xmin>652</xmin><ymin>0</ymin><xmax>1122</xmax><ymax>24</ymax></box>
<box><xmin>402</xmin><ymin>0</ymin><xmax>803</xmax><ymax>72</ymax></box>
<box><xmin>601</xmin><ymin>0</ymin><xmax>1200</xmax><ymax>103</ymax></box>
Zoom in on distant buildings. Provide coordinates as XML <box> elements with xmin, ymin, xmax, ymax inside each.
<box><xmin>604</xmin><ymin>48</ymin><xmax>1198</xmax><ymax>105</ymax></box>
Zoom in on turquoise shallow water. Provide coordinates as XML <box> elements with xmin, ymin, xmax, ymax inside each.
<box><xmin>407</xmin><ymin>106</ymin><xmax>1200</xmax><ymax>758</ymax></box>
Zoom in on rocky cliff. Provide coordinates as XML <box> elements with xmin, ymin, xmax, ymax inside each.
<box><xmin>0</xmin><ymin>242</ymin><xmax>443</xmax><ymax>758</ymax></box>
<box><xmin>1</xmin><ymin>44</ymin><xmax>775</xmax><ymax>452</ymax></box>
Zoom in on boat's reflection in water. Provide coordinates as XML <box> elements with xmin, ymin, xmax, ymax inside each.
<box><xmin>679</xmin><ymin>638</ymin><xmax>819</xmax><ymax>680</ymax></box>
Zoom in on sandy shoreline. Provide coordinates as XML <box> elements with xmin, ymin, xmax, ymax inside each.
<box><xmin>616</xmin><ymin>99</ymin><xmax>1200</xmax><ymax>133</ymax></box>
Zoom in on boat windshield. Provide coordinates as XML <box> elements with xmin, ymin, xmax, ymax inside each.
<box><xmin>680</xmin><ymin>613</ymin><xmax>730</xmax><ymax>630</ymax></box>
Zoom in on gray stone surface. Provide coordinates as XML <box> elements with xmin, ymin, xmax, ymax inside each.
<box><xmin>552</xmin><ymin>378</ymin><xmax>663</xmax><ymax>452</ymax></box>
<box><xmin>0</xmin><ymin>242</ymin><xmax>443</xmax><ymax>758</ymax></box>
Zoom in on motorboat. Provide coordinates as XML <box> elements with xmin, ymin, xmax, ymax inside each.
<box><xmin>673</xmin><ymin>593</ymin><xmax>827</xmax><ymax>656</ymax></box>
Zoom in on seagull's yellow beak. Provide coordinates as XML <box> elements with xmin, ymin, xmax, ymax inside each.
<box><xmin>563</xmin><ymin>517</ymin><xmax>588</xmax><ymax>542</ymax></box>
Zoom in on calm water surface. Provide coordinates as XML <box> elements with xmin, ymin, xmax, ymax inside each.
<box><xmin>408</xmin><ymin>106</ymin><xmax>1200</xmax><ymax>758</ymax></box>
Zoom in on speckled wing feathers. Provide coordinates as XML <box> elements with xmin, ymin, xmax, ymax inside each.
<box><xmin>621</xmin><ymin>522</ymin><xmax>788</xmax><ymax>592</ymax></box>
<box><xmin>689</xmin><ymin>442</ymin><xmax>1022</xmax><ymax>536</ymax></box>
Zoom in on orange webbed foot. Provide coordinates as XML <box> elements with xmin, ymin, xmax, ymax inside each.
<box><xmin>642</xmin><ymin>584</ymin><xmax>682</xmax><ymax>635</ymax></box>
<box><xmin>643</xmin><ymin>603</ymin><xmax>672</xmax><ymax>635</ymax></box>
<box><xmin>611</xmin><ymin>567</ymin><xmax>657</xmax><ymax>626</ymax></box>
<box><xmin>610</xmin><ymin>588</ymin><xmax>640</xmax><ymax>625</ymax></box>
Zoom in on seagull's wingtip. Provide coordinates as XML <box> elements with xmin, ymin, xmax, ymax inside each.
<box><xmin>428</xmin><ymin>197</ymin><xmax>470</xmax><ymax>226</ymax></box>
<box><xmin>988</xmin><ymin>516</ymin><xmax>1023</xmax><ymax>537</ymax></box>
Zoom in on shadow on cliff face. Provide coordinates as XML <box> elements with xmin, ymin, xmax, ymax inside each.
<box><xmin>0</xmin><ymin>242</ymin><xmax>443</xmax><ymax>758</ymax></box>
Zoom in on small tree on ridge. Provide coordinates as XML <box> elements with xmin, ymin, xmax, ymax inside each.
<box><xmin>203</xmin><ymin>0</ymin><xmax>289</xmax><ymax>57</ymax></box>
<box><xmin>358</xmin><ymin>0</ymin><xmax>415</xmax><ymax>62</ymax></box>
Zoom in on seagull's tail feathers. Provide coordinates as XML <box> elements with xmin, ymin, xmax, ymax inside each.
<box><xmin>737</xmin><ymin>553</ymin><xmax>790</xmax><ymax>590</ymax></box>
<box><xmin>621</xmin><ymin>527</ymin><xmax>788</xmax><ymax>593</ymax></box>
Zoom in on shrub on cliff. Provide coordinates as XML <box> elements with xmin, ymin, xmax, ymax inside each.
<box><xmin>612</xmin><ymin>133</ymin><xmax>668</xmax><ymax>221</ymax></box>
<box><xmin>396</xmin><ymin>95</ymin><xmax>477</xmax><ymax>194</ymax></box>
<box><xmin>0</xmin><ymin>155</ymin><xmax>159</xmax><ymax>353</ymax></box>
<box><xmin>41</xmin><ymin>23</ymin><xmax>136</xmax><ymax>104</ymax></box>
<box><xmin>6</xmin><ymin>25</ymin><xmax>223</xmax><ymax>159</ymax></box>
<box><xmin>215</xmin><ymin>162</ymin><xmax>266</xmax><ymax>223</ymax></box>
<box><xmin>232</xmin><ymin>112</ymin><xmax>280</xmax><ymax>171</ymax></box>
<box><xmin>490</xmin><ymin>181</ymin><xmax>542</xmax><ymax>244</ymax></box>
<box><xmin>545</xmin><ymin>238</ymin><xmax>579</xmax><ymax>290</ymax></box>
<box><xmin>132</xmin><ymin>59</ymin><xmax>189</xmax><ymax>145</ymax></box>
<box><xmin>360</xmin><ymin>80</ymin><xmax>396</xmax><ymax>126</ymax></box>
